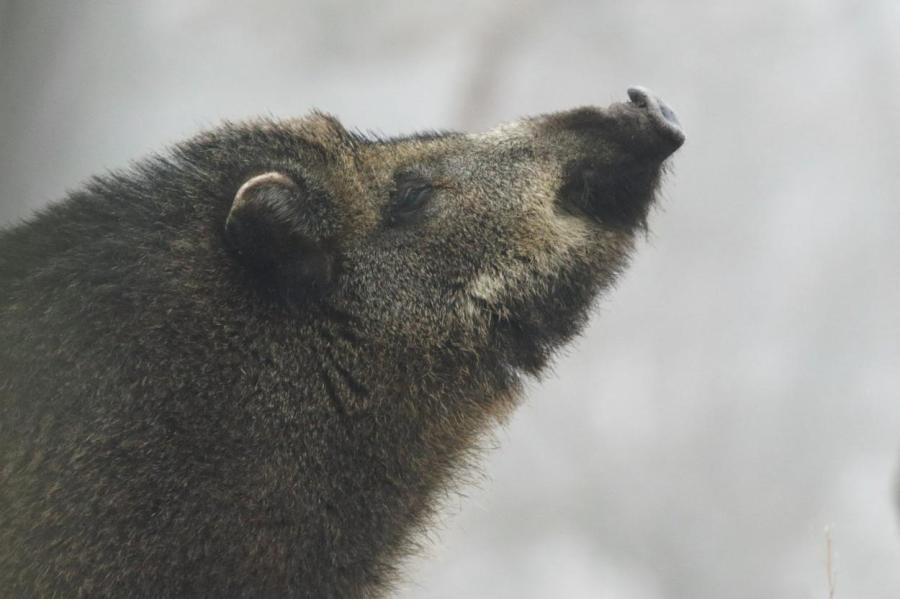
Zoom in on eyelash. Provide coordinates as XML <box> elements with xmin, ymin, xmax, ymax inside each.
<box><xmin>389</xmin><ymin>183</ymin><xmax>434</xmax><ymax>224</ymax></box>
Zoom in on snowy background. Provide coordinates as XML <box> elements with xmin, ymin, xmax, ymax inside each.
<box><xmin>2</xmin><ymin>1</ymin><xmax>899</xmax><ymax>597</ymax></box>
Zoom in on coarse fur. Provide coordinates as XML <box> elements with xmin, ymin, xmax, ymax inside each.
<box><xmin>0</xmin><ymin>96</ymin><xmax>683</xmax><ymax>597</ymax></box>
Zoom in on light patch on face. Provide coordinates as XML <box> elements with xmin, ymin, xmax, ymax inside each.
<box><xmin>452</xmin><ymin>143</ymin><xmax>639</xmax><ymax>341</ymax></box>
<box><xmin>463</xmin><ymin>157</ymin><xmax>591</xmax><ymax>304</ymax></box>
<box><xmin>454</xmin><ymin>200</ymin><xmax>595</xmax><ymax>343</ymax></box>
<box><xmin>465</xmin><ymin>216</ymin><xmax>589</xmax><ymax>304</ymax></box>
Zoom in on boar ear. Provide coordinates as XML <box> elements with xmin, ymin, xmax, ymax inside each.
<box><xmin>225</xmin><ymin>172</ymin><xmax>336</xmax><ymax>298</ymax></box>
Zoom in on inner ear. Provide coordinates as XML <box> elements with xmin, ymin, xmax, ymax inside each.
<box><xmin>230</xmin><ymin>172</ymin><xmax>298</xmax><ymax>217</ymax></box>
<box><xmin>225</xmin><ymin>171</ymin><xmax>335</xmax><ymax>299</ymax></box>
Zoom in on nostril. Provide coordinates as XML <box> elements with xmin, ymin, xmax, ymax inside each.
<box><xmin>658</xmin><ymin>102</ymin><xmax>680</xmax><ymax>127</ymax></box>
<box><xmin>627</xmin><ymin>87</ymin><xmax>650</xmax><ymax>108</ymax></box>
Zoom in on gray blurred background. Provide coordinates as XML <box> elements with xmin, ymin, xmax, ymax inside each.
<box><xmin>2</xmin><ymin>1</ymin><xmax>899</xmax><ymax>597</ymax></box>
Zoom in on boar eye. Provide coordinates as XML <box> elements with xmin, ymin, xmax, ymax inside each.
<box><xmin>390</xmin><ymin>184</ymin><xmax>434</xmax><ymax>223</ymax></box>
